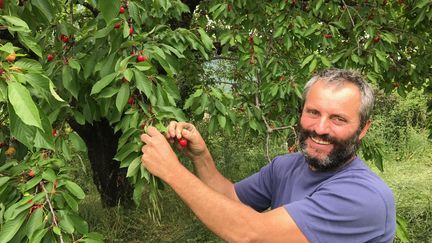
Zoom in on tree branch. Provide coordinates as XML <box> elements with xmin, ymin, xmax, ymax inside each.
<box><xmin>40</xmin><ymin>182</ymin><xmax>65</xmax><ymax>243</ymax></box>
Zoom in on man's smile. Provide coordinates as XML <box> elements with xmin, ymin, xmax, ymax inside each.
<box><xmin>310</xmin><ymin>136</ymin><xmax>331</xmax><ymax>145</ymax></box>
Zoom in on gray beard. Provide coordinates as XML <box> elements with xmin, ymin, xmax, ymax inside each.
<box><xmin>298</xmin><ymin>125</ymin><xmax>362</xmax><ymax>172</ymax></box>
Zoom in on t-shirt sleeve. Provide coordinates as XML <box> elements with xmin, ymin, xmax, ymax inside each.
<box><xmin>234</xmin><ymin>162</ymin><xmax>274</xmax><ymax>212</ymax></box>
<box><xmin>285</xmin><ymin>177</ymin><xmax>390</xmax><ymax>243</ymax></box>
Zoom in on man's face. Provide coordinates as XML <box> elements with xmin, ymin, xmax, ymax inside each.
<box><xmin>299</xmin><ymin>80</ymin><xmax>370</xmax><ymax>171</ymax></box>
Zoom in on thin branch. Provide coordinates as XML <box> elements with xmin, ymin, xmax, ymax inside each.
<box><xmin>77</xmin><ymin>1</ymin><xmax>99</xmax><ymax>17</ymax></box>
<box><xmin>41</xmin><ymin>182</ymin><xmax>65</xmax><ymax>243</ymax></box>
<box><xmin>70</xmin><ymin>0</ymin><xmax>74</xmax><ymax>23</ymax></box>
<box><xmin>342</xmin><ymin>0</ymin><xmax>361</xmax><ymax>56</ymax></box>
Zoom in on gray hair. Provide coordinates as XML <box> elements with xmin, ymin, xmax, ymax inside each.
<box><xmin>302</xmin><ymin>68</ymin><xmax>375</xmax><ymax>128</ymax></box>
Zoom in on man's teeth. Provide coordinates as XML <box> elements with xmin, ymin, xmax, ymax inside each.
<box><xmin>311</xmin><ymin>137</ymin><xmax>331</xmax><ymax>145</ymax></box>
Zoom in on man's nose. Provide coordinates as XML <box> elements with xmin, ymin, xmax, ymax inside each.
<box><xmin>314</xmin><ymin>117</ymin><xmax>330</xmax><ymax>135</ymax></box>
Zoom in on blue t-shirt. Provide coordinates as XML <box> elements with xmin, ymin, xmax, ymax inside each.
<box><xmin>234</xmin><ymin>152</ymin><xmax>395</xmax><ymax>243</ymax></box>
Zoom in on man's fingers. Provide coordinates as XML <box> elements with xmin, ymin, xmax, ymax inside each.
<box><xmin>140</xmin><ymin>133</ymin><xmax>151</xmax><ymax>144</ymax></box>
<box><xmin>146</xmin><ymin>126</ymin><xmax>161</xmax><ymax>137</ymax></box>
<box><xmin>167</xmin><ymin>121</ymin><xmax>178</xmax><ymax>138</ymax></box>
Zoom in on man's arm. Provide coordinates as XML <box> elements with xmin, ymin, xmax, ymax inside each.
<box><xmin>141</xmin><ymin>126</ymin><xmax>308</xmax><ymax>242</ymax></box>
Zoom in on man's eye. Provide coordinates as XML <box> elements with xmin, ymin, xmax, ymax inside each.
<box><xmin>333</xmin><ymin>117</ymin><xmax>347</xmax><ymax>124</ymax></box>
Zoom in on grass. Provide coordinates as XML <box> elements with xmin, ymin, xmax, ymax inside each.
<box><xmin>370</xmin><ymin>128</ymin><xmax>432</xmax><ymax>243</ymax></box>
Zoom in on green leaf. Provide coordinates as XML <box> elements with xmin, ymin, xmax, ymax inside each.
<box><xmin>69</xmin><ymin>132</ymin><xmax>87</xmax><ymax>152</ymax></box>
<box><xmin>26</xmin><ymin>208</ymin><xmax>44</xmax><ymax>239</ymax></box>
<box><xmin>134</xmin><ymin>70</ymin><xmax>154</xmax><ymax>101</ymax></box>
<box><xmin>68</xmin><ymin>58</ymin><xmax>81</xmax><ymax>72</ymax></box>
<box><xmin>133</xmin><ymin>178</ymin><xmax>145</xmax><ymax>206</ymax></box>
<box><xmin>1</xmin><ymin>16</ymin><xmax>30</xmax><ymax>32</ymax></box>
<box><xmin>0</xmin><ymin>212</ymin><xmax>27</xmax><ymax>243</ymax></box>
<box><xmin>94</xmin><ymin>24</ymin><xmax>115</xmax><ymax>39</ymax></box>
<box><xmin>114</xmin><ymin>143</ymin><xmax>141</xmax><ymax>162</ymax></box>
<box><xmin>97</xmin><ymin>0</ymin><xmax>121</xmax><ymax>24</ymax></box>
<box><xmin>197</xmin><ymin>28</ymin><xmax>214</xmax><ymax>51</ymax></box>
<box><xmin>320</xmin><ymin>55</ymin><xmax>332</xmax><ymax>67</ymax></box>
<box><xmin>156</xmin><ymin>75</ymin><xmax>180</xmax><ymax>100</ymax></box>
<box><xmin>69</xmin><ymin>214</ymin><xmax>89</xmax><ymax>234</ymax></box>
<box><xmin>415</xmin><ymin>0</ymin><xmax>431</xmax><ymax>8</ymax></box>
<box><xmin>62</xmin><ymin>65</ymin><xmax>79</xmax><ymax>99</ymax></box>
<box><xmin>31</xmin><ymin>0</ymin><xmax>54</xmax><ymax>22</ymax></box>
<box><xmin>8</xmin><ymin>82</ymin><xmax>43</xmax><ymax>129</ymax></box>
<box><xmin>83</xmin><ymin>232</ymin><xmax>105</xmax><ymax>243</ymax></box>
<box><xmin>52</xmin><ymin>226</ymin><xmax>61</xmax><ymax>235</ymax></box>
<box><xmin>308</xmin><ymin>58</ymin><xmax>318</xmax><ymax>73</ymax></box>
<box><xmin>49</xmin><ymin>80</ymin><xmax>66</xmax><ymax>102</ymax></box>
<box><xmin>300</xmin><ymin>54</ymin><xmax>314</xmax><ymax>68</ymax></box>
<box><xmin>91</xmin><ymin>73</ymin><xmax>118</xmax><ymax>95</ymax></box>
<box><xmin>62</xmin><ymin>192</ymin><xmax>79</xmax><ymax>212</ymax></box>
<box><xmin>18</xmin><ymin>35</ymin><xmax>42</xmax><ymax>58</ymax></box>
<box><xmin>33</xmin><ymin>112</ymin><xmax>55</xmax><ymax>150</ymax></box>
<box><xmin>215</xmin><ymin>100</ymin><xmax>226</xmax><ymax>114</ymax></box>
<box><xmin>42</xmin><ymin>168</ymin><xmax>56</xmax><ymax>182</ymax></box>
<box><xmin>22</xmin><ymin>175</ymin><xmax>43</xmax><ymax>192</ymax></box>
<box><xmin>64</xmin><ymin>181</ymin><xmax>85</xmax><ymax>200</ymax></box>
<box><xmin>8</xmin><ymin>103</ymin><xmax>36</xmax><ymax>148</ymax></box>
<box><xmin>0</xmin><ymin>177</ymin><xmax>10</xmax><ymax>188</ymax></box>
<box><xmin>126</xmin><ymin>156</ymin><xmax>141</xmax><ymax>178</ymax></box>
<box><xmin>29</xmin><ymin>228</ymin><xmax>48</xmax><ymax>243</ymax></box>
<box><xmin>273</xmin><ymin>26</ymin><xmax>285</xmax><ymax>38</ymax></box>
<box><xmin>217</xmin><ymin>114</ymin><xmax>226</xmax><ymax>128</ymax></box>
<box><xmin>116</xmin><ymin>83</ymin><xmax>130</xmax><ymax>113</ymax></box>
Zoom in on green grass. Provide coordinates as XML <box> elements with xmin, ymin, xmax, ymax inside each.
<box><xmin>370</xmin><ymin>128</ymin><xmax>432</xmax><ymax>243</ymax></box>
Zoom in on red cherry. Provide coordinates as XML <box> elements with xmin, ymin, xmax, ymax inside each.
<box><xmin>119</xmin><ymin>6</ymin><xmax>125</xmax><ymax>14</ymax></box>
<box><xmin>127</xmin><ymin>96</ymin><xmax>135</xmax><ymax>105</ymax></box>
<box><xmin>28</xmin><ymin>170</ymin><xmax>35</xmax><ymax>177</ymax></box>
<box><xmin>52</xmin><ymin>128</ymin><xmax>58</xmax><ymax>137</ymax></box>
<box><xmin>129</xmin><ymin>26</ymin><xmax>133</xmax><ymax>36</ymax></box>
<box><xmin>136</xmin><ymin>55</ymin><xmax>147</xmax><ymax>62</ymax></box>
<box><xmin>324</xmin><ymin>33</ymin><xmax>332</xmax><ymax>39</ymax></box>
<box><xmin>373</xmin><ymin>36</ymin><xmax>381</xmax><ymax>43</ymax></box>
<box><xmin>114</xmin><ymin>22</ymin><xmax>121</xmax><ymax>29</ymax></box>
<box><xmin>47</xmin><ymin>54</ymin><xmax>55</xmax><ymax>61</ymax></box>
<box><xmin>178</xmin><ymin>138</ymin><xmax>188</xmax><ymax>148</ymax></box>
<box><xmin>61</xmin><ymin>35</ymin><xmax>69</xmax><ymax>43</ymax></box>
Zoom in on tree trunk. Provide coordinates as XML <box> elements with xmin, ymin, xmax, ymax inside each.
<box><xmin>69</xmin><ymin>119</ymin><xmax>133</xmax><ymax>207</ymax></box>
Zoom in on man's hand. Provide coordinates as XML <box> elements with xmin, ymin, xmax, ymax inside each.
<box><xmin>166</xmin><ymin>121</ymin><xmax>208</xmax><ymax>160</ymax></box>
<box><xmin>140</xmin><ymin>126</ymin><xmax>183</xmax><ymax>181</ymax></box>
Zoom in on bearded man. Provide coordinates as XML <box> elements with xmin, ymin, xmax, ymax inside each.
<box><xmin>141</xmin><ymin>68</ymin><xmax>396</xmax><ymax>242</ymax></box>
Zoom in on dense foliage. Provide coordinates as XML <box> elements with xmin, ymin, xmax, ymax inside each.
<box><xmin>0</xmin><ymin>0</ymin><xmax>431</xmax><ymax>242</ymax></box>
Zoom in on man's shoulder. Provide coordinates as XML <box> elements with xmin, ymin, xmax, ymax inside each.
<box><xmin>325</xmin><ymin>158</ymin><xmax>395</xmax><ymax>206</ymax></box>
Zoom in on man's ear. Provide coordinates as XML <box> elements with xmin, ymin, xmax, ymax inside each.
<box><xmin>359</xmin><ymin>120</ymin><xmax>371</xmax><ymax>140</ymax></box>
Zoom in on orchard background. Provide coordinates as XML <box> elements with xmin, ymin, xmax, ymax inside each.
<box><xmin>0</xmin><ymin>0</ymin><xmax>431</xmax><ymax>242</ymax></box>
